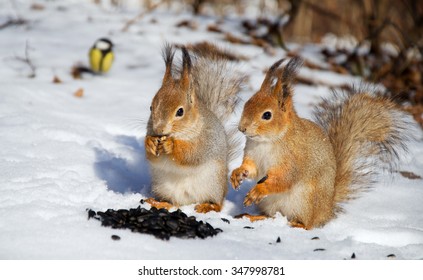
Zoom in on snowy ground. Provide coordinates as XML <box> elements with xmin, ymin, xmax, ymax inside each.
<box><xmin>1</xmin><ymin>0</ymin><xmax>423</xmax><ymax>260</ymax></box>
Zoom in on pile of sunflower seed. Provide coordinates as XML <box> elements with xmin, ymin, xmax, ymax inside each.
<box><xmin>87</xmin><ymin>206</ymin><xmax>222</xmax><ymax>240</ymax></box>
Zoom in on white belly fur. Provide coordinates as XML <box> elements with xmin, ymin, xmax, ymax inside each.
<box><xmin>258</xmin><ymin>182</ymin><xmax>305</xmax><ymax>219</ymax></box>
<box><xmin>246</xmin><ymin>139</ymin><xmax>301</xmax><ymax>217</ymax></box>
<box><xmin>151</xmin><ymin>157</ymin><xmax>224</xmax><ymax>205</ymax></box>
<box><xmin>246</xmin><ymin>140</ymin><xmax>278</xmax><ymax>180</ymax></box>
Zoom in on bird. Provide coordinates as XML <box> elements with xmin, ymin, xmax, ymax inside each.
<box><xmin>89</xmin><ymin>38</ymin><xmax>114</xmax><ymax>74</ymax></box>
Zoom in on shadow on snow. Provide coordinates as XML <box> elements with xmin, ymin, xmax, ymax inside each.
<box><xmin>93</xmin><ymin>135</ymin><xmax>152</xmax><ymax>196</ymax></box>
<box><xmin>93</xmin><ymin>135</ymin><xmax>258</xmax><ymax>216</ymax></box>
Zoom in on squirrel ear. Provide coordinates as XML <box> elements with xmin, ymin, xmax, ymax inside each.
<box><xmin>272</xmin><ymin>75</ymin><xmax>290</xmax><ymax>110</ymax></box>
<box><xmin>273</xmin><ymin>56</ymin><xmax>303</xmax><ymax>109</ymax></box>
<box><xmin>282</xmin><ymin>56</ymin><xmax>303</xmax><ymax>86</ymax></box>
<box><xmin>162</xmin><ymin>43</ymin><xmax>175</xmax><ymax>85</ymax></box>
<box><xmin>260</xmin><ymin>58</ymin><xmax>285</xmax><ymax>93</ymax></box>
<box><xmin>181</xmin><ymin>46</ymin><xmax>193</xmax><ymax>102</ymax></box>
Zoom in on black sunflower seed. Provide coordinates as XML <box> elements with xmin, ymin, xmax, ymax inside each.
<box><xmin>221</xmin><ymin>218</ymin><xmax>230</xmax><ymax>224</ymax></box>
<box><xmin>88</xmin><ymin>206</ymin><xmax>222</xmax><ymax>240</ymax></box>
<box><xmin>215</xmin><ymin>228</ymin><xmax>223</xmax><ymax>233</ymax></box>
<box><xmin>111</xmin><ymin>235</ymin><xmax>120</xmax><ymax>241</ymax></box>
<box><xmin>314</xmin><ymin>248</ymin><xmax>326</xmax><ymax>252</ymax></box>
<box><xmin>166</xmin><ymin>219</ymin><xmax>179</xmax><ymax>231</ymax></box>
<box><xmin>257</xmin><ymin>174</ymin><xmax>268</xmax><ymax>184</ymax></box>
<box><xmin>87</xmin><ymin>209</ymin><xmax>96</xmax><ymax>219</ymax></box>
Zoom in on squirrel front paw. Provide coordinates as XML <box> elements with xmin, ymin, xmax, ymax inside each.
<box><xmin>145</xmin><ymin>136</ymin><xmax>173</xmax><ymax>156</ymax></box>
<box><xmin>145</xmin><ymin>135</ymin><xmax>162</xmax><ymax>156</ymax></box>
<box><xmin>160</xmin><ymin>136</ymin><xmax>174</xmax><ymax>155</ymax></box>
<box><xmin>230</xmin><ymin>167</ymin><xmax>249</xmax><ymax>190</ymax></box>
<box><xmin>244</xmin><ymin>183</ymin><xmax>269</xmax><ymax>206</ymax></box>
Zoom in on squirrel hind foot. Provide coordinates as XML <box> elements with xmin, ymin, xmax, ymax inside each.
<box><xmin>144</xmin><ymin>197</ymin><xmax>174</xmax><ymax>210</ymax></box>
<box><xmin>234</xmin><ymin>213</ymin><xmax>269</xmax><ymax>222</ymax></box>
<box><xmin>195</xmin><ymin>202</ymin><xmax>222</xmax><ymax>213</ymax></box>
<box><xmin>289</xmin><ymin>220</ymin><xmax>311</xmax><ymax>230</ymax></box>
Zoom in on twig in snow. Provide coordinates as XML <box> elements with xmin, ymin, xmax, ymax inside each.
<box><xmin>0</xmin><ymin>18</ymin><xmax>27</xmax><ymax>30</ymax></box>
<box><xmin>0</xmin><ymin>0</ymin><xmax>28</xmax><ymax>30</ymax></box>
<box><xmin>121</xmin><ymin>0</ymin><xmax>165</xmax><ymax>32</ymax></box>
<box><xmin>14</xmin><ymin>41</ymin><xmax>36</xmax><ymax>78</ymax></box>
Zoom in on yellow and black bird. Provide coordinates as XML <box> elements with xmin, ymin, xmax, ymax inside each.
<box><xmin>89</xmin><ymin>38</ymin><xmax>114</xmax><ymax>74</ymax></box>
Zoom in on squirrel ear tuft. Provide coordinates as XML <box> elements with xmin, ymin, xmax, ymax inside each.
<box><xmin>282</xmin><ymin>56</ymin><xmax>303</xmax><ymax>86</ymax></box>
<box><xmin>162</xmin><ymin>43</ymin><xmax>175</xmax><ymax>84</ymax></box>
<box><xmin>181</xmin><ymin>47</ymin><xmax>192</xmax><ymax>74</ymax></box>
<box><xmin>273</xmin><ymin>56</ymin><xmax>303</xmax><ymax>108</ymax></box>
<box><xmin>181</xmin><ymin>46</ymin><xmax>193</xmax><ymax>102</ymax></box>
<box><xmin>260</xmin><ymin>58</ymin><xmax>285</xmax><ymax>93</ymax></box>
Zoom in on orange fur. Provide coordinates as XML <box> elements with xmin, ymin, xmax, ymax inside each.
<box><xmin>170</xmin><ymin>138</ymin><xmax>200</xmax><ymax>165</ymax></box>
<box><xmin>230</xmin><ymin>156</ymin><xmax>257</xmax><ymax>189</ymax></box>
<box><xmin>244</xmin><ymin>167</ymin><xmax>295</xmax><ymax>206</ymax></box>
<box><xmin>289</xmin><ymin>220</ymin><xmax>309</xmax><ymax>230</ymax></box>
<box><xmin>232</xmin><ymin>57</ymin><xmax>412</xmax><ymax>229</ymax></box>
<box><xmin>146</xmin><ymin>44</ymin><xmax>244</xmax><ymax>211</ymax></box>
<box><xmin>145</xmin><ymin>197</ymin><xmax>174</xmax><ymax>210</ymax></box>
<box><xmin>235</xmin><ymin>213</ymin><xmax>269</xmax><ymax>222</ymax></box>
<box><xmin>145</xmin><ymin>136</ymin><xmax>159</xmax><ymax>158</ymax></box>
<box><xmin>195</xmin><ymin>203</ymin><xmax>222</xmax><ymax>213</ymax></box>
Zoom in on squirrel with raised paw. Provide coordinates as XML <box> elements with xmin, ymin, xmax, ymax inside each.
<box><xmin>145</xmin><ymin>43</ymin><xmax>244</xmax><ymax>213</ymax></box>
<box><xmin>231</xmin><ymin>57</ymin><xmax>414</xmax><ymax>229</ymax></box>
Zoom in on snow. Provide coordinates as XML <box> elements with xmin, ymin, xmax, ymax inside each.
<box><xmin>1</xmin><ymin>0</ymin><xmax>423</xmax><ymax>261</ymax></box>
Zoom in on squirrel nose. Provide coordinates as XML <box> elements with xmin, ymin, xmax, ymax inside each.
<box><xmin>238</xmin><ymin>125</ymin><xmax>246</xmax><ymax>133</ymax></box>
<box><xmin>153</xmin><ymin>122</ymin><xmax>167</xmax><ymax>136</ymax></box>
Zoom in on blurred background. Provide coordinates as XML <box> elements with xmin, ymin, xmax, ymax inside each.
<box><xmin>89</xmin><ymin>0</ymin><xmax>423</xmax><ymax>126</ymax></box>
<box><xmin>3</xmin><ymin>0</ymin><xmax>423</xmax><ymax>127</ymax></box>
<box><xmin>95</xmin><ymin>0</ymin><xmax>423</xmax><ymax>48</ymax></box>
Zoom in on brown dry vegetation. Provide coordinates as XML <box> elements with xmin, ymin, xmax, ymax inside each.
<box><xmin>97</xmin><ymin>0</ymin><xmax>423</xmax><ymax>127</ymax></box>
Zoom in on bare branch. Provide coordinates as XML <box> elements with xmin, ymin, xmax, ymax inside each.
<box><xmin>0</xmin><ymin>18</ymin><xmax>27</xmax><ymax>30</ymax></box>
<box><xmin>121</xmin><ymin>0</ymin><xmax>165</xmax><ymax>32</ymax></box>
<box><xmin>14</xmin><ymin>41</ymin><xmax>36</xmax><ymax>78</ymax></box>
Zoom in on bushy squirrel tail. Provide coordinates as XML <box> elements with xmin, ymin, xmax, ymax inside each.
<box><xmin>190</xmin><ymin>44</ymin><xmax>246</xmax><ymax>124</ymax></box>
<box><xmin>314</xmin><ymin>87</ymin><xmax>415</xmax><ymax>207</ymax></box>
<box><xmin>190</xmin><ymin>44</ymin><xmax>246</xmax><ymax>162</ymax></box>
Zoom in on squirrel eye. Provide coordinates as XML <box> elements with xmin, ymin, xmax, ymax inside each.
<box><xmin>149</xmin><ymin>106</ymin><xmax>152</xmax><ymax>111</ymax></box>
<box><xmin>176</xmin><ymin>107</ymin><xmax>184</xmax><ymax>117</ymax></box>
<box><xmin>262</xmin><ymin>111</ymin><xmax>272</xmax><ymax>120</ymax></box>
